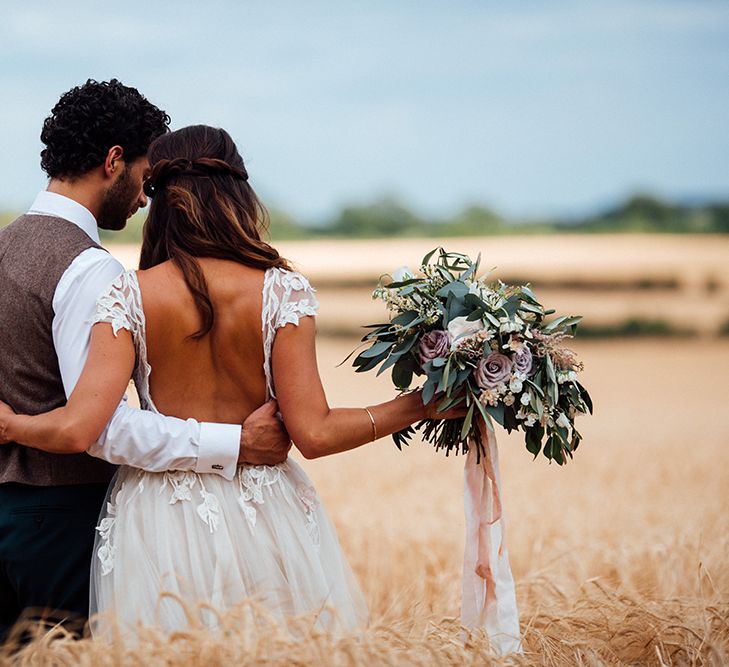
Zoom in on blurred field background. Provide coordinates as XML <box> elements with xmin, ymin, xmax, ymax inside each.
<box><xmin>10</xmin><ymin>237</ymin><xmax>718</xmax><ymax>666</ymax></box>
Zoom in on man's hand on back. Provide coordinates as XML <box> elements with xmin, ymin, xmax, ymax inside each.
<box><xmin>239</xmin><ymin>400</ymin><xmax>291</xmax><ymax>465</ymax></box>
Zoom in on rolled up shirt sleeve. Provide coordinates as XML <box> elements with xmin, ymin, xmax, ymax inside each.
<box><xmin>52</xmin><ymin>247</ymin><xmax>241</xmax><ymax>479</ymax></box>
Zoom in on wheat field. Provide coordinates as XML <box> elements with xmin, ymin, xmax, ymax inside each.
<box><xmin>3</xmin><ymin>237</ymin><xmax>728</xmax><ymax>665</ymax></box>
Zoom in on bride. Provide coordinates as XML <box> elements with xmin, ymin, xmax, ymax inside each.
<box><xmin>0</xmin><ymin>125</ymin><xmax>464</xmax><ymax>634</ymax></box>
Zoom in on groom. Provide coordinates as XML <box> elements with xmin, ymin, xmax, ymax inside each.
<box><xmin>0</xmin><ymin>79</ymin><xmax>291</xmax><ymax>640</ymax></box>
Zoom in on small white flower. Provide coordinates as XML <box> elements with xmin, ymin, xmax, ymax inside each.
<box><xmin>503</xmin><ymin>393</ymin><xmax>515</xmax><ymax>406</ymax></box>
<box><xmin>498</xmin><ymin>315</ymin><xmax>525</xmax><ymax>334</ymax></box>
<box><xmin>391</xmin><ymin>266</ymin><xmax>414</xmax><ymax>283</ymax></box>
<box><xmin>520</xmin><ymin>391</ymin><xmax>532</xmax><ymax>406</ymax></box>
<box><xmin>558</xmin><ymin>369</ymin><xmax>579</xmax><ymax>384</ymax></box>
<box><xmin>509</xmin><ymin>377</ymin><xmax>523</xmax><ymax>393</ymax></box>
<box><xmin>524</xmin><ymin>414</ymin><xmax>537</xmax><ymax>427</ymax></box>
<box><xmin>479</xmin><ymin>389</ymin><xmax>499</xmax><ymax>407</ymax></box>
<box><xmin>508</xmin><ymin>338</ymin><xmax>526</xmax><ymax>352</ymax></box>
<box><xmin>467</xmin><ymin>282</ymin><xmax>486</xmax><ymax>299</ymax></box>
<box><xmin>555</xmin><ymin>412</ymin><xmax>571</xmax><ymax>429</ymax></box>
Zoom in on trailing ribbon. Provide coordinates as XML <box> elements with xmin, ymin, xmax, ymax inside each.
<box><xmin>462</xmin><ymin>427</ymin><xmax>522</xmax><ymax>655</ymax></box>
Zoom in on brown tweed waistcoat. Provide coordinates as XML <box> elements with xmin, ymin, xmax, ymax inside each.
<box><xmin>0</xmin><ymin>213</ymin><xmax>117</xmax><ymax>486</ymax></box>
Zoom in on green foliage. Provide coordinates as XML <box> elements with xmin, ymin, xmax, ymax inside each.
<box><xmin>3</xmin><ymin>192</ymin><xmax>729</xmax><ymax>240</ymax></box>
<box><xmin>572</xmin><ymin>193</ymin><xmax>723</xmax><ymax>234</ymax></box>
<box><xmin>352</xmin><ymin>247</ymin><xmax>593</xmax><ymax>464</ymax></box>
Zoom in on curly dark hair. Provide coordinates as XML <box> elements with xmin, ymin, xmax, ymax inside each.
<box><xmin>40</xmin><ymin>79</ymin><xmax>170</xmax><ymax>179</ymax></box>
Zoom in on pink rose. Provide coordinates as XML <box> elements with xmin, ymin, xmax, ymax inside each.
<box><xmin>513</xmin><ymin>345</ymin><xmax>533</xmax><ymax>375</ymax></box>
<box><xmin>475</xmin><ymin>352</ymin><xmax>513</xmax><ymax>389</ymax></box>
<box><xmin>419</xmin><ymin>330</ymin><xmax>450</xmax><ymax>364</ymax></box>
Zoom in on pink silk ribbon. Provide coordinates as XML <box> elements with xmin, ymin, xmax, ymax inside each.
<box><xmin>462</xmin><ymin>426</ymin><xmax>522</xmax><ymax>655</ymax></box>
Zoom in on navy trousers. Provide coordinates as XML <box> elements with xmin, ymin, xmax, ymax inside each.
<box><xmin>0</xmin><ymin>482</ymin><xmax>109</xmax><ymax>641</ymax></box>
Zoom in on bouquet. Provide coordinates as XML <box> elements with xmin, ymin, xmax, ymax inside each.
<box><xmin>352</xmin><ymin>248</ymin><xmax>593</xmax><ymax>464</ymax></box>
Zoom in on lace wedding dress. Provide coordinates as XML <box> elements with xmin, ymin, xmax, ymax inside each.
<box><xmin>88</xmin><ymin>268</ymin><xmax>368</xmax><ymax>635</ymax></box>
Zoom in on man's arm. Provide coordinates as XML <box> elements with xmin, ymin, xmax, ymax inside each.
<box><xmin>52</xmin><ymin>249</ymin><xmax>289</xmax><ymax>479</ymax></box>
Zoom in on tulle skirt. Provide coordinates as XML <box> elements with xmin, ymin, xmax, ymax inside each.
<box><xmin>89</xmin><ymin>459</ymin><xmax>368</xmax><ymax>637</ymax></box>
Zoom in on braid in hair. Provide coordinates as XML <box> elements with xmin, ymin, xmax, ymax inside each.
<box><xmin>144</xmin><ymin>157</ymin><xmax>248</xmax><ymax>198</ymax></box>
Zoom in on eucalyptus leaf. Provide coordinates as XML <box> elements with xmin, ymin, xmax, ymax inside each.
<box><xmin>437</xmin><ymin>281</ymin><xmax>469</xmax><ymax>299</ymax></box>
<box><xmin>392</xmin><ymin>361</ymin><xmax>413</xmax><ymax>389</ymax></box>
<box><xmin>422</xmin><ymin>378</ymin><xmax>437</xmax><ymax>404</ymax></box>
<box><xmin>485</xmin><ymin>403</ymin><xmax>505</xmax><ymax>427</ymax></box>
<box><xmin>484</xmin><ymin>312</ymin><xmax>501</xmax><ymax>328</ymax></box>
<box><xmin>360</xmin><ymin>341</ymin><xmax>394</xmax><ymax>358</ymax></box>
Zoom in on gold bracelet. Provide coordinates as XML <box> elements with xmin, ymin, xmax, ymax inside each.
<box><xmin>363</xmin><ymin>407</ymin><xmax>378</xmax><ymax>442</ymax></box>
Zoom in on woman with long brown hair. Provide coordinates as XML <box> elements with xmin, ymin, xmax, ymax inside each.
<box><xmin>0</xmin><ymin>125</ymin><xmax>463</xmax><ymax>634</ymax></box>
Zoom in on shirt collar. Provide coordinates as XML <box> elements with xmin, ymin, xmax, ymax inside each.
<box><xmin>27</xmin><ymin>191</ymin><xmax>100</xmax><ymax>244</ymax></box>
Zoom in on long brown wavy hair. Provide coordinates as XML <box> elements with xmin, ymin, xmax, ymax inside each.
<box><xmin>140</xmin><ymin>125</ymin><xmax>290</xmax><ymax>338</ymax></box>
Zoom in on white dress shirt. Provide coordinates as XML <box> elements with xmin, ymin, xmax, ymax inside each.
<box><xmin>28</xmin><ymin>191</ymin><xmax>240</xmax><ymax>480</ymax></box>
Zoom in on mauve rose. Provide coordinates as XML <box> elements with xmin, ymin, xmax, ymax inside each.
<box><xmin>513</xmin><ymin>345</ymin><xmax>533</xmax><ymax>375</ymax></box>
<box><xmin>475</xmin><ymin>352</ymin><xmax>513</xmax><ymax>389</ymax></box>
<box><xmin>419</xmin><ymin>330</ymin><xmax>450</xmax><ymax>364</ymax></box>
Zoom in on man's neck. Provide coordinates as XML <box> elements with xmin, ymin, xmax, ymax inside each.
<box><xmin>47</xmin><ymin>178</ymin><xmax>102</xmax><ymax>220</ymax></box>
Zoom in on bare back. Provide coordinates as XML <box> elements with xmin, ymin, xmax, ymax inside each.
<box><xmin>136</xmin><ymin>258</ymin><xmax>267</xmax><ymax>424</ymax></box>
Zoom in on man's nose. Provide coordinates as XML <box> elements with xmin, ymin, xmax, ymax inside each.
<box><xmin>138</xmin><ymin>191</ymin><xmax>149</xmax><ymax>209</ymax></box>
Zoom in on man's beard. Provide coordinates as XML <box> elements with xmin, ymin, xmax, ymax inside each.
<box><xmin>97</xmin><ymin>166</ymin><xmax>137</xmax><ymax>231</ymax></box>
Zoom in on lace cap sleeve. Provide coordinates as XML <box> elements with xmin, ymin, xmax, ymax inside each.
<box><xmin>91</xmin><ymin>270</ymin><xmax>137</xmax><ymax>337</ymax></box>
<box><xmin>273</xmin><ymin>270</ymin><xmax>319</xmax><ymax>331</ymax></box>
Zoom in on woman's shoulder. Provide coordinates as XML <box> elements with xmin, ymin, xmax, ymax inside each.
<box><xmin>264</xmin><ymin>267</ymin><xmax>319</xmax><ymax>329</ymax></box>
<box><xmin>105</xmin><ymin>268</ymin><xmax>140</xmax><ymax>293</ymax></box>
<box><xmin>93</xmin><ymin>269</ymin><xmax>143</xmax><ymax>337</ymax></box>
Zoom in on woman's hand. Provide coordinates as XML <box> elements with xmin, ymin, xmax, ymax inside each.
<box><xmin>423</xmin><ymin>393</ymin><xmax>470</xmax><ymax>421</ymax></box>
<box><xmin>0</xmin><ymin>400</ymin><xmax>16</xmax><ymax>444</ymax></box>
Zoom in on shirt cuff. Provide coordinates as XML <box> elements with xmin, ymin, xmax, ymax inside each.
<box><xmin>195</xmin><ymin>422</ymin><xmax>241</xmax><ymax>480</ymax></box>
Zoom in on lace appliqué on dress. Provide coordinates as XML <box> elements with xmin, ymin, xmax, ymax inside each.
<box><xmin>95</xmin><ymin>500</ymin><xmax>118</xmax><ymax>576</ymax></box>
<box><xmin>297</xmin><ymin>485</ymin><xmax>321</xmax><ymax>546</ymax></box>
<box><xmin>261</xmin><ymin>268</ymin><xmax>319</xmax><ymax>398</ymax></box>
<box><xmin>237</xmin><ymin>465</ymin><xmax>284</xmax><ymax>533</ymax></box>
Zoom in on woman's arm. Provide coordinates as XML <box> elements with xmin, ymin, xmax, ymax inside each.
<box><xmin>0</xmin><ymin>323</ymin><xmax>135</xmax><ymax>453</ymax></box>
<box><xmin>272</xmin><ymin>316</ymin><xmax>462</xmax><ymax>459</ymax></box>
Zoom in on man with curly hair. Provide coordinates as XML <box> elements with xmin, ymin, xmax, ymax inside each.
<box><xmin>0</xmin><ymin>80</ymin><xmax>290</xmax><ymax>640</ymax></box>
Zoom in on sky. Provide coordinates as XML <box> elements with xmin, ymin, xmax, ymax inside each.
<box><xmin>0</xmin><ymin>0</ymin><xmax>728</xmax><ymax>222</ymax></box>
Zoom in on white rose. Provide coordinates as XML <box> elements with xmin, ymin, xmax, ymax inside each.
<box><xmin>391</xmin><ymin>266</ymin><xmax>414</xmax><ymax>283</ymax></box>
<box><xmin>447</xmin><ymin>316</ymin><xmax>484</xmax><ymax>350</ymax></box>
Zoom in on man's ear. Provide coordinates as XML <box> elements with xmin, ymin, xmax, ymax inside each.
<box><xmin>103</xmin><ymin>146</ymin><xmax>125</xmax><ymax>179</ymax></box>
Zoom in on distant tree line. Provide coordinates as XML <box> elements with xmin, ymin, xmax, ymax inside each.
<box><xmin>2</xmin><ymin>193</ymin><xmax>728</xmax><ymax>243</ymax></box>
